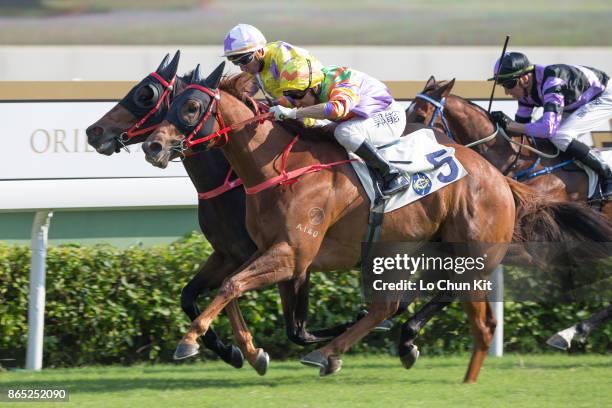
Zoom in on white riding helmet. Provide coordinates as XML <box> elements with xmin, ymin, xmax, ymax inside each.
<box><xmin>223</xmin><ymin>24</ymin><xmax>267</xmax><ymax>57</ymax></box>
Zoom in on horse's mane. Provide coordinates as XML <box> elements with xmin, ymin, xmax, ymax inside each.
<box><xmin>219</xmin><ymin>72</ymin><xmax>335</xmax><ymax>142</ymax></box>
<box><xmin>426</xmin><ymin>80</ymin><xmax>491</xmax><ymax>118</ymax></box>
<box><xmin>219</xmin><ymin>72</ymin><xmax>256</xmax><ymax>102</ymax></box>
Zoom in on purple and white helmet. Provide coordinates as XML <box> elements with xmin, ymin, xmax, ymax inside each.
<box><xmin>223</xmin><ymin>24</ymin><xmax>267</xmax><ymax>57</ymax></box>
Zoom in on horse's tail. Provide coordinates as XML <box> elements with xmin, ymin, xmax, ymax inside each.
<box><xmin>506</xmin><ymin>177</ymin><xmax>612</xmax><ymax>243</ymax></box>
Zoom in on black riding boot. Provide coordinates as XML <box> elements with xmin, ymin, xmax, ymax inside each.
<box><xmin>566</xmin><ymin>139</ymin><xmax>612</xmax><ymax>198</ymax></box>
<box><xmin>354</xmin><ymin>141</ymin><xmax>411</xmax><ymax>196</ymax></box>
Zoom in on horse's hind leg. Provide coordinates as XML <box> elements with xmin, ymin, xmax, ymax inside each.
<box><xmin>180</xmin><ymin>251</ymin><xmax>244</xmax><ymax>368</ymax></box>
<box><xmin>462</xmin><ymin>298</ymin><xmax>496</xmax><ymax>384</ymax></box>
<box><xmin>547</xmin><ymin>304</ymin><xmax>612</xmax><ymax>350</ymax></box>
<box><xmin>398</xmin><ymin>291</ymin><xmax>454</xmax><ymax>369</ymax></box>
<box><xmin>301</xmin><ymin>300</ymin><xmax>400</xmax><ymax>376</ymax></box>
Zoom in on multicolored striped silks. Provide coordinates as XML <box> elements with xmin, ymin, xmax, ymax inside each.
<box><xmin>318</xmin><ymin>66</ymin><xmax>394</xmax><ymax>121</ymax></box>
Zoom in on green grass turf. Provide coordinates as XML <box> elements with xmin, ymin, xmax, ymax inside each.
<box><xmin>1</xmin><ymin>354</ymin><xmax>610</xmax><ymax>407</ymax></box>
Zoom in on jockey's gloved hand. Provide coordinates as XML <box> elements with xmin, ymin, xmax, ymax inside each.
<box><xmin>490</xmin><ymin>111</ymin><xmax>512</xmax><ymax>130</ymax></box>
<box><xmin>270</xmin><ymin>105</ymin><xmax>297</xmax><ymax>121</ymax></box>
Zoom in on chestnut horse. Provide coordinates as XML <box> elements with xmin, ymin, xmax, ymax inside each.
<box><xmin>142</xmin><ymin>64</ymin><xmax>611</xmax><ymax>382</ymax></box>
<box><xmin>406</xmin><ymin>76</ymin><xmax>612</xmax><ymax>218</ymax></box>
<box><xmin>403</xmin><ymin>76</ymin><xmax>612</xmax><ymax>353</ymax></box>
<box><xmin>86</xmin><ymin>53</ymin><xmax>392</xmax><ymax>375</ymax></box>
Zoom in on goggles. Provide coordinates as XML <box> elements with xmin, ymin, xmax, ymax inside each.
<box><xmin>501</xmin><ymin>78</ymin><xmax>519</xmax><ymax>90</ymax></box>
<box><xmin>228</xmin><ymin>52</ymin><xmax>255</xmax><ymax>66</ymax></box>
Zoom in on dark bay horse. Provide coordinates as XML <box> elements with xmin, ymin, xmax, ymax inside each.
<box><xmin>142</xmin><ymin>65</ymin><xmax>611</xmax><ymax>382</ymax></box>
<box><xmin>86</xmin><ymin>51</ymin><xmax>250</xmax><ymax>371</ymax></box>
<box><xmin>86</xmin><ymin>53</ymin><xmax>387</xmax><ymax>375</ymax></box>
<box><xmin>406</xmin><ymin>76</ymin><xmax>612</xmax><ymax>218</ymax></box>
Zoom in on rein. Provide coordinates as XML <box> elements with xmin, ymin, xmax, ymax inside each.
<box><xmin>180</xmin><ymin>84</ymin><xmax>272</xmax><ymax>151</ymax></box>
<box><xmin>417</xmin><ymin>91</ymin><xmax>564</xmax><ymax>180</ymax></box>
<box><xmin>176</xmin><ymin>86</ymin><xmax>355</xmax><ymax>194</ymax></box>
<box><xmin>244</xmin><ymin>135</ymin><xmax>355</xmax><ymax>195</ymax></box>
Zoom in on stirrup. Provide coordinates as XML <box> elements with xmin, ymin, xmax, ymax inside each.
<box><xmin>382</xmin><ymin>173</ymin><xmax>411</xmax><ymax>196</ymax></box>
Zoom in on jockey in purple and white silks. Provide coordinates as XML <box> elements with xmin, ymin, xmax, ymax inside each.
<box><xmin>489</xmin><ymin>51</ymin><xmax>612</xmax><ymax>198</ymax></box>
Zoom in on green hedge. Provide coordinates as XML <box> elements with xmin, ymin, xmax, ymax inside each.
<box><xmin>0</xmin><ymin>233</ymin><xmax>610</xmax><ymax>367</ymax></box>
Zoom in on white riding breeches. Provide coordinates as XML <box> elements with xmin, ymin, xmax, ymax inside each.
<box><xmin>551</xmin><ymin>83</ymin><xmax>612</xmax><ymax>151</ymax></box>
<box><xmin>333</xmin><ymin>101</ymin><xmax>406</xmax><ymax>152</ymax></box>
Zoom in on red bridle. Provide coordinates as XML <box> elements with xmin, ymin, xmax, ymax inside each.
<box><xmin>180</xmin><ymin>84</ymin><xmax>271</xmax><ymax>150</ymax></box>
<box><xmin>120</xmin><ymin>72</ymin><xmax>176</xmax><ymax>141</ymax></box>
<box><xmin>176</xmin><ymin>85</ymin><xmax>354</xmax><ymax>195</ymax></box>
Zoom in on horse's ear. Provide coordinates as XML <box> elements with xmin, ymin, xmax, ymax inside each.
<box><xmin>202</xmin><ymin>61</ymin><xmax>226</xmax><ymax>89</ymax></box>
<box><xmin>190</xmin><ymin>64</ymin><xmax>202</xmax><ymax>84</ymax></box>
<box><xmin>157</xmin><ymin>50</ymin><xmax>181</xmax><ymax>81</ymax></box>
<box><xmin>155</xmin><ymin>53</ymin><xmax>170</xmax><ymax>73</ymax></box>
<box><xmin>439</xmin><ymin>78</ymin><xmax>456</xmax><ymax>98</ymax></box>
<box><xmin>424</xmin><ymin>75</ymin><xmax>436</xmax><ymax>90</ymax></box>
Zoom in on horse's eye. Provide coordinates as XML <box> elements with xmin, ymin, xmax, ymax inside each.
<box><xmin>134</xmin><ymin>85</ymin><xmax>156</xmax><ymax>107</ymax></box>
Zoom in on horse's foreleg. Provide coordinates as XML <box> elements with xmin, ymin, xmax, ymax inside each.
<box><xmin>301</xmin><ymin>300</ymin><xmax>400</xmax><ymax>376</ymax></box>
<box><xmin>174</xmin><ymin>242</ymin><xmax>296</xmax><ymax>359</ymax></box>
<box><xmin>462</xmin><ymin>298</ymin><xmax>496</xmax><ymax>384</ymax></box>
<box><xmin>225</xmin><ymin>300</ymin><xmax>269</xmax><ymax>375</ymax></box>
<box><xmin>180</xmin><ymin>251</ymin><xmax>244</xmax><ymax>368</ymax></box>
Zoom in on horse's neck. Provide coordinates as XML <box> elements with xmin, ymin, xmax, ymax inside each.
<box><xmin>217</xmin><ymin>93</ymin><xmax>298</xmax><ymax>188</ymax></box>
<box><xmin>181</xmin><ymin>148</ymin><xmax>232</xmax><ymax>193</ymax></box>
<box><xmin>444</xmin><ymin>96</ymin><xmax>518</xmax><ymax>167</ymax></box>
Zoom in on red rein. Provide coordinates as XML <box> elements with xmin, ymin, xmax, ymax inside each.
<box><xmin>187</xmin><ymin>85</ymin><xmax>354</xmax><ymax>199</ymax></box>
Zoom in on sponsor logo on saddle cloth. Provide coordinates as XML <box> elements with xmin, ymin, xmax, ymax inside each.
<box><xmin>349</xmin><ymin>128</ymin><xmax>468</xmax><ymax>213</ymax></box>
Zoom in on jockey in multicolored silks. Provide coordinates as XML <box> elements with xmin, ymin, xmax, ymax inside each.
<box><xmin>269</xmin><ymin>59</ymin><xmax>411</xmax><ymax>196</ymax></box>
<box><xmin>222</xmin><ymin>24</ymin><xmax>323</xmax><ymax>105</ymax></box>
<box><xmin>489</xmin><ymin>51</ymin><xmax>612</xmax><ymax>198</ymax></box>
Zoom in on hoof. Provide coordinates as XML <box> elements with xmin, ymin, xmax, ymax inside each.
<box><xmin>374</xmin><ymin>319</ymin><xmax>394</xmax><ymax>332</ymax></box>
<box><xmin>300</xmin><ymin>350</ymin><xmax>342</xmax><ymax>376</ymax></box>
<box><xmin>253</xmin><ymin>349</ymin><xmax>270</xmax><ymax>376</ymax></box>
<box><xmin>546</xmin><ymin>326</ymin><xmax>577</xmax><ymax>350</ymax></box>
<box><xmin>174</xmin><ymin>342</ymin><xmax>200</xmax><ymax>360</ymax></box>
<box><xmin>399</xmin><ymin>344</ymin><xmax>420</xmax><ymax>369</ymax></box>
<box><xmin>221</xmin><ymin>345</ymin><xmax>244</xmax><ymax>369</ymax></box>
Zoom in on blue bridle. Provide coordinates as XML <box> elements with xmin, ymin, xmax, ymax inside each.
<box><xmin>414</xmin><ymin>93</ymin><xmax>455</xmax><ymax>142</ymax></box>
<box><xmin>414</xmin><ymin>93</ymin><xmax>572</xmax><ymax>181</ymax></box>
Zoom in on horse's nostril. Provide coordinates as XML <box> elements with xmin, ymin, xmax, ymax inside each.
<box><xmin>86</xmin><ymin>126</ymin><xmax>103</xmax><ymax>139</ymax></box>
<box><xmin>147</xmin><ymin>142</ymin><xmax>163</xmax><ymax>155</ymax></box>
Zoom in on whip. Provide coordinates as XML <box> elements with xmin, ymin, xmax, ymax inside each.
<box><xmin>487</xmin><ymin>35</ymin><xmax>510</xmax><ymax>113</ymax></box>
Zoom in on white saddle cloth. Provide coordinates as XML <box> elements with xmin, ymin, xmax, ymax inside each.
<box><xmin>349</xmin><ymin>128</ymin><xmax>468</xmax><ymax>213</ymax></box>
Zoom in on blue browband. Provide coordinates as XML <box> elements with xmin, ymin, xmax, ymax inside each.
<box><xmin>414</xmin><ymin>93</ymin><xmax>455</xmax><ymax>142</ymax></box>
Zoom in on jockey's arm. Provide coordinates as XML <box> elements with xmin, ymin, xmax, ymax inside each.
<box><xmin>506</xmin><ymin>121</ymin><xmax>527</xmax><ymax>135</ymax></box>
<box><xmin>295</xmin><ymin>104</ymin><xmax>329</xmax><ymax>120</ymax></box>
